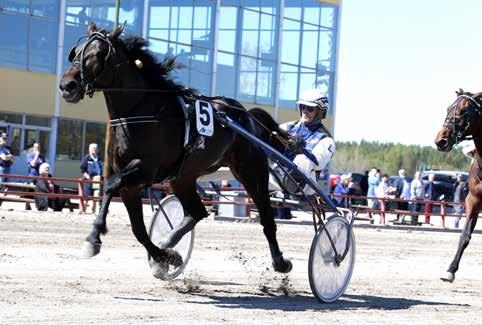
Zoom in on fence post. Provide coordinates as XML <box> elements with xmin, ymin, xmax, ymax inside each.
<box><xmin>440</xmin><ymin>200</ymin><xmax>446</xmax><ymax>228</ymax></box>
<box><xmin>78</xmin><ymin>178</ymin><xmax>86</xmax><ymax>213</ymax></box>
<box><xmin>380</xmin><ymin>198</ymin><xmax>386</xmax><ymax>225</ymax></box>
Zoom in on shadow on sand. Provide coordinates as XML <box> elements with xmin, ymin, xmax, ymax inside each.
<box><xmin>183</xmin><ymin>291</ymin><xmax>469</xmax><ymax>312</ymax></box>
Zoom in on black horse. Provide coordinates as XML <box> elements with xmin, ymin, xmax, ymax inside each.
<box><xmin>435</xmin><ymin>89</ymin><xmax>482</xmax><ymax>282</ymax></box>
<box><xmin>59</xmin><ymin>23</ymin><xmax>293</xmax><ymax>276</ymax></box>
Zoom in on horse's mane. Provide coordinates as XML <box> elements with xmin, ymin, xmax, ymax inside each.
<box><xmin>120</xmin><ymin>36</ymin><xmax>197</xmax><ymax>97</ymax></box>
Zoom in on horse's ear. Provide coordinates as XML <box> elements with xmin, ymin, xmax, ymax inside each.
<box><xmin>456</xmin><ymin>88</ymin><xmax>464</xmax><ymax>96</ymax></box>
<box><xmin>87</xmin><ymin>22</ymin><xmax>97</xmax><ymax>35</ymax></box>
<box><xmin>108</xmin><ymin>23</ymin><xmax>125</xmax><ymax>40</ymax></box>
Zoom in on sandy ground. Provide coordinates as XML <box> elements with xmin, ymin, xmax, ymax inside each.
<box><xmin>1</xmin><ymin>205</ymin><xmax>482</xmax><ymax>325</ymax></box>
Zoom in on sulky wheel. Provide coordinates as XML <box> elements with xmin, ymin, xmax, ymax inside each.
<box><xmin>308</xmin><ymin>215</ymin><xmax>356</xmax><ymax>303</ymax></box>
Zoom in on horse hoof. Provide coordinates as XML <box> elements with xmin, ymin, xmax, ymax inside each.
<box><xmin>273</xmin><ymin>257</ymin><xmax>293</xmax><ymax>273</ymax></box>
<box><xmin>149</xmin><ymin>258</ymin><xmax>168</xmax><ymax>279</ymax></box>
<box><xmin>440</xmin><ymin>272</ymin><xmax>455</xmax><ymax>283</ymax></box>
<box><xmin>165</xmin><ymin>248</ymin><xmax>183</xmax><ymax>267</ymax></box>
<box><xmin>81</xmin><ymin>241</ymin><xmax>101</xmax><ymax>258</ymax></box>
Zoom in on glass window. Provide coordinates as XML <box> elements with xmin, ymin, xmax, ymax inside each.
<box><xmin>26</xmin><ymin>115</ymin><xmax>50</xmax><ymax>127</ymax></box>
<box><xmin>85</xmin><ymin>122</ymin><xmax>105</xmax><ymax>157</ymax></box>
<box><xmin>90</xmin><ymin>0</ymin><xmax>142</xmax><ymax>34</ymax></box>
<box><xmin>39</xmin><ymin>130</ymin><xmax>50</xmax><ymax>158</ymax></box>
<box><xmin>300</xmin><ymin>23</ymin><xmax>318</xmax><ymax>68</ymax></box>
<box><xmin>284</xmin><ymin>0</ymin><xmax>301</xmax><ymax>21</ymax></box>
<box><xmin>279</xmin><ymin>64</ymin><xmax>298</xmax><ymax>108</ymax></box>
<box><xmin>190</xmin><ymin>49</ymin><xmax>212</xmax><ymax>95</ymax></box>
<box><xmin>149</xmin><ymin>38</ymin><xmax>170</xmax><ymax>56</ymax></box>
<box><xmin>2</xmin><ymin>0</ymin><xmax>29</xmax><ymax>14</ymax></box>
<box><xmin>29</xmin><ymin>17</ymin><xmax>57</xmax><ymax>72</ymax></box>
<box><xmin>298</xmin><ymin>67</ymin><xmax>316</xmax><ymax>98</ymax></box>
<box><xmin>23</xmin><ymin>129</ymin><xmax>38</xmax><ymax>151</ymax></box>
<box><xmin>243</xmin><ymin>0</ymin><xmax>259</xmax><ymax>12</ymax></box>
<box><xmin>281</xmin><ymin>19</ymin><xmax>300</xmax><ymax>65</ymax></box>
<box><xmin>259</xmin><ymin>0</ymin><xmax>278</xmax><ymax>16</ymax></box>
<box><xmin>218</xmin><ymin>6</ymin><xmax>237</xmax><ymax>53</ymax></box>
<box><xmin>57</xmin><ymin>119</ymin><xmax>82</xmax><ymax>161</ymax></box>
<box><xmin>258</xmin><ymin>13</ymin><xmax>276</xmax><ymax>59</ymax></box>
<box><xmin>32</xmin><ymin>0</ymin><xmax>59</xmax><ymax>19</ymax></box>
<box><xmin>149</xmin><ymin>5</ymin><xmax>170</xmax><ymax>31</ymax></box>
<box><xmin>238</xmin><ymin>55</ymin><xmax>257</xmax><ymax>103</ymax></box>
<box><xmin>240</xmin><ymin>9</ymin><xmax>259</xmax><ymax>57</ymax></box>
<box><xmin>320</xmin><ymin>4</ymin><xmax>337</xmax><ymax>29</ymax></box>
<box><xmin>0</xmin><ymin>12</ymin><xmax>28</xmax><ymax>69</ymax></box>
<box><xmin>256</xmin><ymin>59</ymin><xmax>275</xmax><ymax>105</ymax></box>
<box><xmin>169</xmin><ymin>43</ymin><xmax>190</xmax><ymax>84</ymax></box>
<box><xmin>66</xmin><ymin>2</ymin><xmax>91</xmax><ymax>25</ymax></box>
<box><xmin>216</xmin><ymin>51</ymin><xmax>236</xmax><ymax>98</ymax></box>
<box><xmin>0</xmin><ymin>112</ymin><xmax>22</xmax><ymax>124</ymax></box>
<box><xmin>303</xmin><ymin>1</ymin><xmax>320</xmax><ymax>25</ymax></box>
<box><xmin>318</xmin><ymin>29</ymin><xmax>334</xmax><ymax>63</ymax></box>
<box><xmin>9</xmin><ymin>127</ymin><xmax>21</xmax><ymax>156</ymax></box>
<box><xmin>63</xmin><ymin>23</ymin><xmax>87</xmax><ymax>69</ymax></box>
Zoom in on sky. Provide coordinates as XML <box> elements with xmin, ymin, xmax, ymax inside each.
<box><xmin>334</xmin><ymin>0</ymin><xmax>482</xmax><ymax>146</ymax></box>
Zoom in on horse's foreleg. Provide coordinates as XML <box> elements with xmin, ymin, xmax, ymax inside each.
<box><xmin>82</xmin><ymin>159</ymin><xmax>143</xmax><ymax>258</ymax></box>
<box><xmin>442</xmin><ymin>194</ymin><xmax>480</xmax><ymax>282</ymax></box>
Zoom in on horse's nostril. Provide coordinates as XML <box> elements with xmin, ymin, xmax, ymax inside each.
<box><xmin>63</xmin><ymin>80</ymin><xmax>78</xmax><ymax>92</ymax></box>
<box><xmin>437</xmin><ymin>138</ymin><xmax>448</xmax><ymax>149</ymax></box>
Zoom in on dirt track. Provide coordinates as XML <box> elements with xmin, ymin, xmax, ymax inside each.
<box><xmin>1</xmin><ymin>208</ymin><xmax>482</xmax><ymax>324</ymax></box>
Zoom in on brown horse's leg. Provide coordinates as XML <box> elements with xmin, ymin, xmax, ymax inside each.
<box><xmin>442</xmin><ymin>193</ymin><xmax>480</xmax><ymax>282</ymax></box>
<box><xmin>228</xmin><ymin>150</ymin><xmax>292</xmax><ymax>273</ymax></box>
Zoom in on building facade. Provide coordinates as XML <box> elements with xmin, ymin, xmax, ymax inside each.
<box><xmin>0</xmin><ymin>0</ymin><xmax>341</xmax><ymax>178</ymax></box>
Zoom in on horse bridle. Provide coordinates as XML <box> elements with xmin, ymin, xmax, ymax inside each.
<box><xmin>69</xmin><ymin>31</ymin><xmax>116</xmax><ymax>98</ymax></box>
<box><xmin>443</xmin><ymin>94</ymin><xmax>481</xmax><ymax>144</ymax></box>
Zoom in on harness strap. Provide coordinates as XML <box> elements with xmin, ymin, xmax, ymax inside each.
<box><xmin>110</xmin><ymin>116</ymin><xmax>159</xmax><ymax>127</ymax></box>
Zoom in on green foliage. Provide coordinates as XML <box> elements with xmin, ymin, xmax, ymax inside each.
<box><xmin>332</xmin><ymin>140</ymin><xmax>471</xmax><ymax>175</ymax></box>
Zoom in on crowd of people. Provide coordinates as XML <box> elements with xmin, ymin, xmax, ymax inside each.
<box><xmin>0</xmin><ymin>133</ymin><xmax>103</xmax><ymax>213</ymax></box>
<box><xmin>333</xmin><ymin>168</ymin><xmax>469</xmax><ymax>227</ymax></box>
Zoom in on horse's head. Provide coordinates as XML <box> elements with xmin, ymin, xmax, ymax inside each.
<box><xmin>59</xmin><ymin>23</ymin><xmax>124</xmax><ymax>103</ymax></box>
<box><xmin>435</xmin><ymin>89</ymin><xmax>482</xmax><ymax>152</ymax></box>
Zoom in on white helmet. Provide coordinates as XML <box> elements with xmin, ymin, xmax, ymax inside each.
<box><xmin>296</xmin><ymin>89</ymin><xmax>329</xmax><ymax>119</ymax></box>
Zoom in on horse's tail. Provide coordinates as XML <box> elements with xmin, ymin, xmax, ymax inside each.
<box><xmin>248</xmin><ymin>107</ymin><xmax>287</xmax><ymax>153</ymax></box>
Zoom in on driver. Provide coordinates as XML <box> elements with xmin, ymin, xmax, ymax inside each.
<box><xmin>271</xmin><ymin>88</ymin><xmax>336</xmax><ymax>197</ymax></box>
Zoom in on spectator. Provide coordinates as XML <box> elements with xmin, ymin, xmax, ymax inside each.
<box><xmin>367</xmin><ymin>168</ymin><xmax>380</xmax><ymax>210</ymax></box>
<box><xmin>333</xmin><ymin>173</ymin><xmax>355</xmax><ymax>208</ymax></box>
<box><xmin>409</xmin><ymin>171</ymin><xmax>425</xmax><ymax>225</ymax></box>
<box><xmin>394</xmin><ymin>169</ymin><xmax>411</xmax><ymax>222</ymax></box>
<box><xmin>0</xmin><ymin>132</ymin><xmax>14</xmax><ymax>184</ymax></box>
<box><xmin>80</xmin><ymin>143</ymin><xmax>103</xmax><ymax>212</ymax></box>
<box><xmin>26</xmin><ymin>142</ymin><xmax>46</xmax><ymax>178</ymax></box>
<box><xmin>34</xmin><ymin>163</ymin><xmax>66</xmax><ymax>211</ymax></box>
<box><xmin>453</xmin><ymin>174</ymin><xmax>469</xmax><ymax>228</ymax></box>
<box><xmin>423</xmin><ymin>173</ymin><xmax>438</xmax><ymax>225</ymax></box>
<box><xmin>376</xmin><ymin>174</ymin><xmax>395</xmax><ymax>204</ymax></box>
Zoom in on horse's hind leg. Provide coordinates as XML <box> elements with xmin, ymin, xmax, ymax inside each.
<box><xmin>120</xmin><ymin>186</ymin><xmax>183</xmax><ymax>277</ymax></box>
<box><xmin>442</xmin><ymin>193</ymin><xmax>480</xmax><ymax>282</ymax></box>
<box><xmin>159</xmin><ymin>178</ymin><xmax>205</xmax><ymax>249</ymax></box>
<box><xmin>229</xmin><ymin>152</ymin><xmax>292</xmax><ymax>273</ymax></box>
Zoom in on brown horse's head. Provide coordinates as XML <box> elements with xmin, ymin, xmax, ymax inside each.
<box><xmin>435</xmin><ymin>89</ymin><xmax>482</xmax><ymax>152</ymax></box>
<box><xmin>59</xmin><ymin>23</ymin><xmax>123</xmax><ymax>103</ymax></box>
